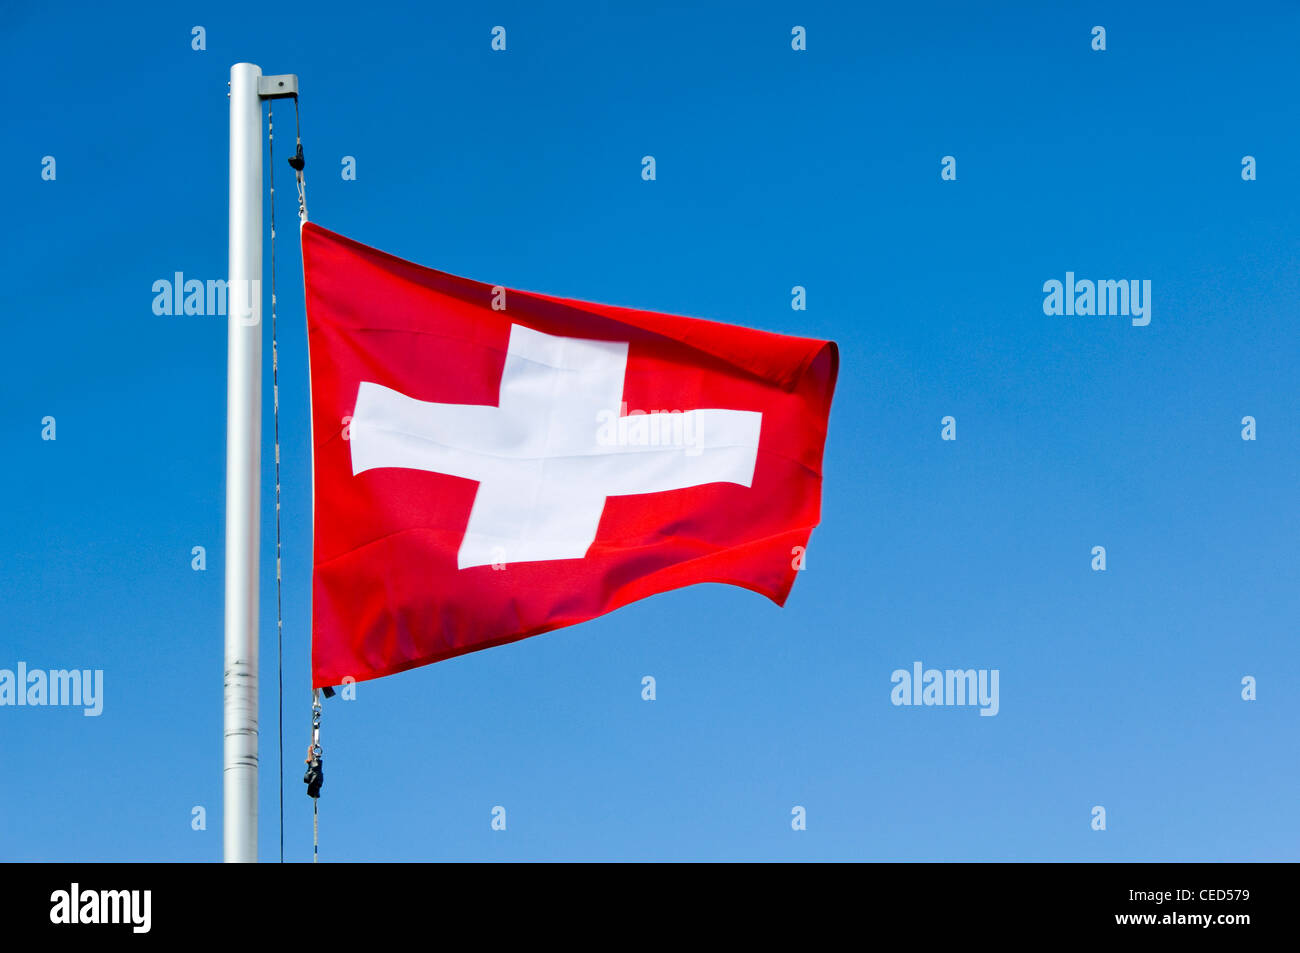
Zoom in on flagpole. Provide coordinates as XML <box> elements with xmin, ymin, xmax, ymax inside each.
<box><xmin>224</xmin><ymin>62</ymin><xmax>300</xmax><ymax>864</ymax></box>
<box><xmin>225</xmin><ymin>61</ymin><xmax>264</xmax><ymax>864</ymax></box>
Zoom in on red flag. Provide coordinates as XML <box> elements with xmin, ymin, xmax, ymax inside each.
<box><xmin>302</xmin><ymin>223</ymin><xmax>838</xmax><ymax>686</ymax></box>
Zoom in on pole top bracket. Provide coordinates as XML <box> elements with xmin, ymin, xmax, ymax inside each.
<box><xmin>258</xmin><ymin>74</ymin><xmax>299</xmax><ymax>100</ymax></box>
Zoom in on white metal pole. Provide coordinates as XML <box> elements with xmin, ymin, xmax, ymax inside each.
<box><xmin>225</xmin><ymin>61</ymin><xmax>263</xmax><ymax>864</ymax></box>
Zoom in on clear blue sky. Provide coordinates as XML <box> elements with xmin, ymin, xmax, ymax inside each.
<box><xmin>2</xmin><ymin>0</ymin><xmax>1297</xmax><ymax>861</ymax></box>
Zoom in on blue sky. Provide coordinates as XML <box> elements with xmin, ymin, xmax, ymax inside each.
<box><xmin>1</xmin><ymin>0</ymin><xmax>1297</xmax><ymax>860</ymax></box>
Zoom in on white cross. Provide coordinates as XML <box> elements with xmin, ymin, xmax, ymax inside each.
<box><xmin>349</xmin><ymin>323</ymin><xmax>763</xmax><ymax>568</ymax></box>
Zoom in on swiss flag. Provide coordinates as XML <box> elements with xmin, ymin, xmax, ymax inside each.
<box><xmin>302</xmin><ymin>223</ymin><xmax>838</xmax><ymax>686</ymax></box>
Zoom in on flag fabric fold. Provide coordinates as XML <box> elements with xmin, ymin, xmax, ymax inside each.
<box><xmin>302</xmin><ymin>222</ymin><xmax>837</xmax><ymax>686</ymax></box>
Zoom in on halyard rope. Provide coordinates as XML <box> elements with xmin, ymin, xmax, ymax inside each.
<box><xmin>268</xmin><ymin>94</ymin><xmax>312</xmax><ymax>863</ymax></box>
<box><xmin>268</xmin><ymin>100</ymin><xmax>286</xmax><ymax>864</ymax></box>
